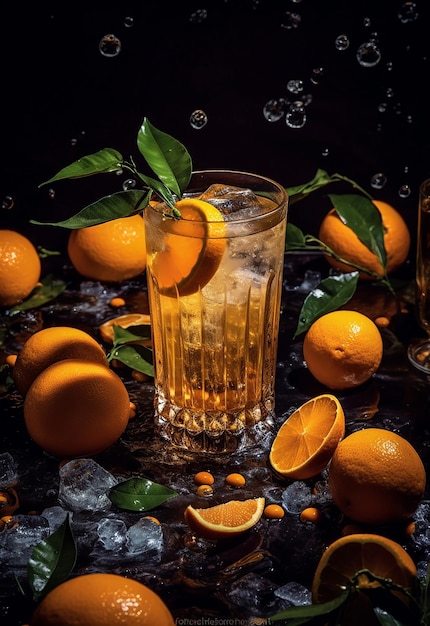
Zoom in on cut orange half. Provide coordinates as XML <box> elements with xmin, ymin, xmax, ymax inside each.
<box><xmin>150</xmin><ymin>198</ymin><xmax>226</xmax><ymax>297</ymax></box>
<box><xmin>99</xmin><ymin>313</ymin><xmax>151</xmax><ymax>344</ymax></box>
<box><xmin>312</xmin><ymin>533</ymin><xmax>417</xmax><ymax>625</ymax></box>
<box><xmin>184</xmin><ymin>496</ymin><xmax>265</xmax><ymax>540</ymax></box>
<box><xmin>269</xmin><ymin>394</ymin><xmax>345</xmax><ymax>480</ymax></box>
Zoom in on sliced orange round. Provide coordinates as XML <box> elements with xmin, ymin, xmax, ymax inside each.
<box><xmin>148</xmin><ymin>198</ymin><xmax>226</xmax><ymax>297</ymax></box>
<box><xmin>184</xmin><ymin>496</ymin><xmax>265</xmax><ymax>539</ymax></box>
<box><xmin>269</xmin><ymin>394</ymin><xmax>345</xmax><ymax>480</ymax></box>
<box><xmin>99</xmin><ymin>313</ymin><xmax>151</xmax><ymax>344</ymax></box>
<box><xmin>312</xmin><ymin>533</ymin><xmax>418</xmax><ymax>625</ymax></box>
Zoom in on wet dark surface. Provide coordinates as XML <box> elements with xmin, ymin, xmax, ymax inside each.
<box><xmin>1</xmin><ymin>252</ymin><xmax>430</xmax><ymax>624</ymax></box>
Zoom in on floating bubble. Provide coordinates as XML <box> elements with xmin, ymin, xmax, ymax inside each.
<box><xmin>404</xmin><ymin>165</ymin><xmax>409</xmax><ymax>174</ymax></box>
<box><xmin>399</xmin><ymin>184</ymin><xmax>411</xmax><ymax>198</ymax></box>
<box><xmin>1</xmin><ymin>195</ymin><xmax>14</xmax><ymax>210</ymax></box>
<box><xmin>406</xmin><ymin>114</ymin><xmax>413</xmax><ymax>123</ymax></box>
<box><xmin>190</xmin><ymin>109</ymin><xmax>208</xmax><ymax>129</ymax></box>
<box><xmin>310</xmin><ymin>67</ymin><xmax>324</xmax><ymax>85</ymax></box>
<box><xmin>48</xmin><ymin>189</ymin><xmax>56</xmax><ymax>200</ymax></box>
<box><xmin>190</xmin><ymin>9</ymin><xmax>208</xmax><ymax>23</ymax></box>
<box><xmin>356</xmin><ymin>41</ymin><xmax>381</xmax><ymax>67</ymax></box>
<box><xmin>363</xmin><ymin>17</ymin><xmax>372</xmax><ymax>28</ymax></box>
<box><xmin>99</xmin><ymin>34</ymin><xmax>121</xmax><ymax>58</ymax></box>
<box><xmin>386</xmin><ymin>61</ymin><xmax>393</xmax><ymax>71</ymax></box>
<box><xmin>386</xmin><ymin>87</ymin><xmax>394</xmax><ymax>98</ymax></box>
<box><xmin>301</xmin><ymin>93</ymin><xmax>313</xmax><ymax>106</ymax></box>
<box><xmin>70</xmin><ymin>138</ymin><xmax>78</xmax><ymax>146</ymax></box>
<box><xmin>286</xmin><ymin>101</ymin><xmax>307</xmax><ymax>129</ymax></box>
<box><xmin>398</xmin><ymin>2</ymin><xmax>418</xmax><ymax>23</ymax></box>
<box><xmin>378</xmin><ymin>102</ymin><xmax>388</xmax><ymax>113</ymax></box>
<box><xmin>335</xmin><ymin>34</ymin><xmax>350</xmax><ymax>51</ymax></box>
<box><xmin>281</xmin><ymin>11</ymin><xmax>301</xmax><ymax>29</ymax></box>
<box><xmin>122</xmin><ymin>179</ymin><xmax>136</xmax><ymax>191</ymax></box>
<box><xmin>263</xmin><ymin>98</ymin><xmax>288</xmax><ymax>122</ymax></box>
<box><xmin>321</xmin><ymin>147</ymin><xmax>330</xmax><ymax>157</ymax></box>
<box><xmin>287</xmin><ymin>79</ymin><xmax>303</xmax><ymax>94</ymax></box>
<box><xmin>124</xmin><ymin>16</ymin><xmax>134</xmax><ymax>28</ymax></box>
<box><xmin>370</xmin><ymin>173</ymin><xmax>387</xmax><ymax>190</ymax></box>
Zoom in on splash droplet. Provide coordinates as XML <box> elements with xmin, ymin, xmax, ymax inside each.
<box><xmin>190</xmin><ymin>109</ymin><xmax>208</xmax><ymax>129</ymax></box>
<box><xmin>287</xmin><ymin>79</ymin><xmax>303</xmax><ymax>94</ymax></box>
<box><xmin>281</xmin><ymin>12</ymin><xmax>301</xmax><ymax>29</ymax></box>
<box><xmin>310</xmin><ymin>67</ymin><xmax>324</xmax><ymax>85</ymax></box>
<box><xmin>399</xmin><ymin>184</ymin><xmax>411</xmax><ymax>198</ymax></box>
<box><xmin>99</xmin><ymin>34</ymin><xmax>121</xmax><ymax>57</ymax></box>
<box><xmin>370</xmin><ymin>173</ymin><xmax>387</xmax><ymax>190</ymax></box>
<box><xmin>122</xmin><ymin>179</ymin><xmax>136</xmax><ymax>191</ymax></box>
<box><xmin>398</xmin><ymin>2</ymin><xmax>418</xmax><ymax>23</ymax></box>
<box><xmin>189</xmin><ymin>9</ymin><xmax>208</xmax><ymax>23</ymax></box>
<box><xmin>1</xmin><ymin>195</ymin><xmax>14</xmax><ymax>210</ymax></box>
<box><xmin>263</xmin><ymin>98</ymin><xmax>288</xmax><ymax>122</ymax></box>
<box><xmin>48</xmin><ymin>189</ymin><xmax>56</xmax><ymax>200</ymax></box>
<box><xmin>286</xmin><ymin>101</ymin><xmax>307</xmax><ymax>129</ymax></box>
<box><xmin>356</xmin><ymin>41</ymin><xmax>381</xmax><ymax>67</ymax></box>
<box><xmin>321</xmin><ymin>147</ymin><xmax>330</xmax><ymax>157</ymax></box>
<box><xmin>124</xmin><ymin>16</ymin><xmax>134</xmax><ymax>28</ymax></box>
<box><xmin>335</xmin><ymin>34</ymin><xmax>350</xmax><ymax>51</ymax></box>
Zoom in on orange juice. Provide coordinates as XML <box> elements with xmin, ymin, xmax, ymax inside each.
<box><xmin>144</xmin><ymin>170</ymin><xmax>288</xmax><ymax>452</ymax></box>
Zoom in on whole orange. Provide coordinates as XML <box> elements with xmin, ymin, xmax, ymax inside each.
<box><xmin>303</xmin><ymin>310</ymin><xmax>383</xmax><ymax>389</ymax></box>
<box><xmin>328</xmin><ymin>428</ymin><xmax>426</xmax><ymax>525</ymax></box>
<box><xmin>13</xmin><ymin>326</ymin><xmax>109</xmax><ymax>396</ymax></box>
<box><xmin>0</xmin><ymin>230</ymin><xmax>41</xmax><ymax>306</ymax></box>
<box><xmin>28</xmin><ymin>572</ymin><xmax>175</xmax><ymax>626</ymax></box>
<box><xmin>318</xmin><ymin>200</ymin><xmax>410</xmax><ymax>279</ymax></box>
<box><xmin>24</xmin><ymin>359</ymin><xmax>132</xmax><ymax>458</ymax></box>
<box><xmin>67</xmin><ymin>214</ymin><xmax>146</xmax><ymax>282</ymax></box>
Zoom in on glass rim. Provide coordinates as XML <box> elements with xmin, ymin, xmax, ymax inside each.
<box><xmin>146</xmin><ymin>169</ymin><xmax>288</xmax><ymax>225</ymax></box>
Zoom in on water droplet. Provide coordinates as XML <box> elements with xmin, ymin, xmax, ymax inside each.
<box><xmin>263</xmin><ymin>98</ymin><xmax>288</xmax><ymax>122</ymax></box>
<box><xmin>281</xmin><ymin>12</ymin><xmax>301</xmax><ymax>30</ymax></box>
<box><xmin>363</xmin><ymin>17</ymin><xmax>372</xmax><ymax>28</ymax></box>
<box><xmin>286</xmin><ymin>101</ymin><xmax>307</xmax><ymax>129</ymax></box>
<box><xmin>122</xmin><ymin>179</ymin><xmax>136</xmax><ymax>191</ymax></box>
<box><xmin>99</xmin><ymin>34</ymin><xmax>121</xmax><ymax>58</ymax></box>
<box><xmin>356</xmin><ymin>41</ymin><xmax>381</xmax><ymax>67</ymax></box>
<box><xmin>70</xmin><ymin>138</ymin><xmax>78</xmax><ymax>146</ymax></box>
<box><xmin>406</xmin><ymin>113</ymin><xmax>413</xmax><ymax>123</ymax></box>
<box><xmin>115</xmin><ymin>168</ymin><xmax>124</xmax><ymax>176</ymax></box>
<box><xmin>189</xmin><ymin>9</ymin><xmax>208</xmax><ymax>23</ymax></box>
<box><xmin>321</xmin><ymin>147</ymin><xmax>330</xmax><ymax>157</ymax></box>
<box><xmin>124</xmin><ymin>16</ymin><xmax>134</xmax><ymax>28</ymax></box>
<box><xmin>386</xmin><ymin>61</ymin><xmax>393</xmax><ymax>71</ymax></box>
<box><xmin>48</xmin><ymin>188</ymin><xmax>56</xmax><ymax>200</ymax></box>
<box><xmin>386</xmin><ymin>87</ymin><xmax>394</xmax><ymax>98</ymax></box>
<box><xmin>378</xmin><ymin>102</ymin><xmax>388</xmax><ymax>113</ymax></box>
<box><xmin>399</xmin><ymin>184</ymin><xmax>411</xmax><ymax>198</ymax></box>
<box><xmin>404</xmin><ymin>165</ymin><xmax>409</xmax><ymax>174</ymax></box>
<box><xmin>370</xmin><ymin>173</ymin><xmax>387</xmax><ymax>190</ymax></box>
<box><xmin>310</xmin><ymin>67</ymin><xmax>324</xmax><ymax>85</ymax></box>
<box><xmin>335</xmin><ymin>34</ymin><xmax>350</xmax><ymax>51</ymax></box>
<box><xmin>190</xmin><ymin>109</ymin><xmax>208</xmax><ymax>129</ymax></box>
<box><xmin>287</xmin><ymin>79</ymin><xmax>303</xmax><ymax>94</ymax></box>
<box><xmin>398</xmin><ymin>2</ymin><xmax>418</xmax><ymax>23</ymax></box>
<box><xmin>1</xmin><ymin>195</ymin><xmax>14</xmax><ymax>210</ymax></box>
<box><xmin>301</xmin><ymin>93</ymin><xmax>313</xmax><ymax>106</ymax></box>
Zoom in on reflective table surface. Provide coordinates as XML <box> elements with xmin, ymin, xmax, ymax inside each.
<box><xmin>1</xmin><ymin>251</ymin><xmax>430</xmax><ymax>625</ymax></box>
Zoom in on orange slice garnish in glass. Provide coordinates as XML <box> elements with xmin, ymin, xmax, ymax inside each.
<box><xmin>184</xmin><ymin>496</ymin><xmax>265</xmax><ymax>539</ymax></box>
<box><xmin>269</xmin><ymin>394</ymin><xmax>345</xmax><ymax>480</ymax></box>
<box><xmin>150</xmin><ymin>198</ymin><xmax>226</xmax><ymax>297</ymax></box>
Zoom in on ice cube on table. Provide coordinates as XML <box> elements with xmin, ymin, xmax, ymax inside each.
<box><xmin>58</xmin><ymin>458</ymin><xmax>118</xmax><ymax>512</ymax></box>
<box><xmin>126</xmin><ymin>517</ymin><xmax>164</xmax><ymax>561</ymax></box>
<box><xmin>274</xmin><ymin>581</ymin><xmax>312</xmax><ymax>606</ymax></box>
<box><xmin>0</xmin><ymin>452</ymin><xmax>18</xmax><ymax>488</ymax></box>
<box><xmin>0</xmin><ymin>514</ymin><xmax>50</xmax><ymax>567</ymax></box>
<box><xmin>96</xmin><ymin>517</ymin><xmax>127</xmax><ymax>551</ymax></box>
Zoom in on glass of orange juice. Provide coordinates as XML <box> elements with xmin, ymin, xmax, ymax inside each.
<box><xmin>144</xmin><ymin>170</ymin><xmax>288</xmax><ymax>453</ymax></box>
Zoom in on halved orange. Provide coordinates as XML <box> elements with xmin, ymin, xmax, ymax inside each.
<box><xmin>99</xmin><ymin>313</ymin><xmax>151</xmax><ymax>344</ymax></box>
<box><xmin>149</xmin><ymin>198</ymin><xmax>226</xmax><ymax>297</ymax></box>
<box><xmin>312</xmin><ymin>533</ymin><xmax>418</xmax><ymax>625</ymax></box>
<box><xmin>269</xmin><ymin>394</ymin><xmax>345</xmax><ymax>480</ymax></box>
<box><xmin>184</xmin><ymin>496</ymin><xmax>265</xmax><ymax>539</ymax></box>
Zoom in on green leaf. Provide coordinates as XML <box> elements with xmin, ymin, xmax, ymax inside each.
<box><xmin>268</xmin><ymin>590</ymin><xmax>349</xmax><ymax>624</ymax></box>
<box><xmin>329</xmin><ymin>193</ymin><xmax>387</xmax><ymax>269</ymax></box>
<box><xmin>135</xmin><ymin>171</ymin><xmax>177</xmax><ymax>208</ymax></box>
<box><xmin>27</xmin><ymin>514</ymin><xmax>77</xmax><ymax>602</ymax></box>
<box><xmin>286</xmin><ymin>168</ymin><xmax>333</xmax><ymax>198</ymax></box>
<box><xmin>112</xmin><ymin>325</ymin><xmax>151</xmax><ymax>346</ymax></box>
<box><xmin>39</xmin><ymin>148</ymin><xmax>124</xmax><ymax>187</ymax></box>
<box><xmin>286</xmin><ymin>223</ymin><xmax>307</xmax><ymax>249</ymax></box>
<box><xmin>109</xmin><ymin>343</ymin><xmax>154</xmax><ymax>376</ymax></box>
<box><xmin>294</xmin><ymin>272</ymin><xmax>359</xmax><ymax>337</ymax></box>
<box><xmin>8</xmin><ymin>275</ymin><xmax>68</xmax><ymax>314</ymax></box>
<box><xmin>31</xmin><ymin>189</ymin><xmax>151</xmax><ymax>228</ymax></box>
<box><xmin>108</xmin><ymin>477</ymin><xmax>178</xmax><ymax>511</ymax></box>
<box><xmin>137</xmin><ymin>117</ymin><xmax>192</xmax><ymax>198</ymax></box>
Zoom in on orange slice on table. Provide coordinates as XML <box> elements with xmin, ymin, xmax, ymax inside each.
<box><xmin>184</xmin><ymin>496</ymin><xmax>265</xmax><ymax>540</ymax></box>
<box><xmin>311</xmin><ymin>533</ymin><xmax>417</xmax><ymax>625</ymax></box>
<box><xmin>150</xmin><ymin>198</ymin><xmax>226</xmax><ymax>297</ymax></box>
<box><xmin>269</xmin><ymin>394</ymin><xmax>345</xmax><ymax>480</ymax></box>
<box><xmin>99</xmin><ymin>313</ymin><xmax>151</xmax><ymax>344</ymax></box>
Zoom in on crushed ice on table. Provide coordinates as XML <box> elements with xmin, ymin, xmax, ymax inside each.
<box><xmin>0</xmin><ymin>452</ymin><xmax>18</xmax><ymax>488</ymax></box>
<box><xmin>41</xmin><ymin>505</ymin><xmax>69</xmax><ymax>532</ymax></box>
<box><xmin>198</xmin><ymin>184</ymin><xmax>270</xmax><ymax>220</ymax></box>
<box><xmin>274</xmin><ymin>581</ymin><xmax>312</xmax><ymax>606</ymax></box>
<box><xmin>58</xmin><ymin>458</ymin><xmax>119</xmax><ymax>512</ymax></box>
<box><xmin>282</xmin><ymin>481</ymin><xmax>313</xmax><ymax>514</ymax></box>
<box><xmin>0</xmin><ymin>514</ymin><xmax>50</xmax><ymax>568</ymax></box>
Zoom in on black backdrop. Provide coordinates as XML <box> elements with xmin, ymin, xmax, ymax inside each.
<box><xmin>2</xmin><ymin>1</ymin><xmax>430</xmax><ymax>255</ymax></box>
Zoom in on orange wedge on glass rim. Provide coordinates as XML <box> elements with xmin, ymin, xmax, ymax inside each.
<box><xmin>184</xmin><ymin>497</ymin><xmax>265</xmax><ymax>540</ymax></box>
<box><xmin>269</xmin><ymin>394</ymin><xmax>345</xmax><ymax>480</ymax></box>
<box><xmin>150</xmin><ymin>198</ymin><xmax>226</xmax><ymax>297</ymax></box>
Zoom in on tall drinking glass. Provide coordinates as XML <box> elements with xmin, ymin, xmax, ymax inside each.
<box><xmin>144</xmin><ymin>170</ymin><xmax>288</xmax><ymax>453</ymax></box>
<box><xmin>408</xmin><ymin>178</ymin><xmax>430</xmax><ymax>373</ymax></box>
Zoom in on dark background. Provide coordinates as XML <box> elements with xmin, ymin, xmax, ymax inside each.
<box><xmin>2</xmin><ymin>1</ymin><xmax>430</xmax><ymax>255</ymax></box>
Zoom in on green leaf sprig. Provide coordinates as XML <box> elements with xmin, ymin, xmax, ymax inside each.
<box><xmin>108</xmin><ymin>477</ymin><xmax>178</xmax><ymax>512</ymax></box>
<box><xmin>106</xmin><ymin>324</ymin><xmax>154</xmax><ymax>377</ymax></box>
<box><xmin>32</xmin><ymin>118</ymin><xmax>193</xmax><ymax>228</ymax></box>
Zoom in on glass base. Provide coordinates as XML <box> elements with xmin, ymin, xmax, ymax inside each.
<box><xmin>407</xmin><ymin>339</ymin><xmax>430</xmax><ymax>374</ymax></box>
